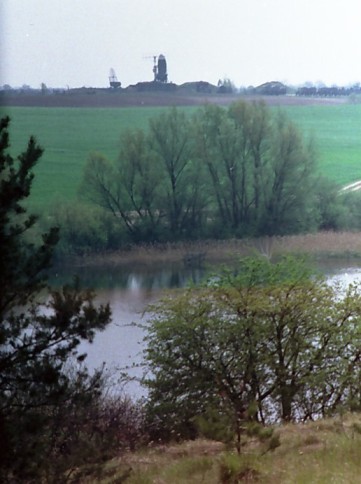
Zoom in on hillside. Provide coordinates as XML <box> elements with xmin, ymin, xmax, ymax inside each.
<box><xmin>76</xmin><ymin>413</ymin><xmax>361</xmax><ymax>483</ymax></box>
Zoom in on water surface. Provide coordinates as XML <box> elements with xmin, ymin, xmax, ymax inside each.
<box><xmin>50</xmin><ymin>259</ymin><xmax>361</xmax><ymax>397</ymax></box>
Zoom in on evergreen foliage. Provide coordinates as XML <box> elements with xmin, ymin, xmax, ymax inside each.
<box><xmin>0</xmin><ymin>117</ymin><xmax>112</xmax><ymax>481</ymax></box>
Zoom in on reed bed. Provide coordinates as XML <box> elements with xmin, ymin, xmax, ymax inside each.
<box><xmin>68</xmin><ymin>231</ymin><xmax>361</xmax><ymax>268</ymax></box>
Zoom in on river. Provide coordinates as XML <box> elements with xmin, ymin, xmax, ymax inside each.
<box><xmin>50</xmin><ymin>259</ymin><xmax>361</xmax><ymax>398</ymax></box>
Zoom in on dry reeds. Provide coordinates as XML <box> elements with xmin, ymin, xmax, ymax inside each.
<box><xmin>67</xmin><ymin>231</ymin><xmax>361</xmax><ymax>268</ymax></box>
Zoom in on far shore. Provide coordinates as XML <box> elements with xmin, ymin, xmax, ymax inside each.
<box><xmin>57</xmin><ymin>231</ymin><xmax>361</xmax><ymax>269</ymax></box>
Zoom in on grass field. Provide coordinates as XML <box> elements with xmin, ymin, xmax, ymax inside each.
<box><xmin>2</xmin><ymin>103</ymin><xmax>361</xmax><ymax>213</ymax></box>
<box><xmin>284</xmin><ymin>103</ymin><xmax>361</xmax><ymax>186</ymax></box>
<box><xmin>2</xmin><ymin>106</ymin><xmax>175</xmax><ymax>212</ymax></box>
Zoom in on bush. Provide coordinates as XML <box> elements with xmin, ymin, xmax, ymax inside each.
<box><xmin>219</xmin><ymin>454</ymin><xmax>261</xmax><ymax>483</ymax></box>
<box><xmin>49</xmin><ymin>202</ymin><xmax>129</xmax><ymax>255</ymax></box>
<box><xmin>143</xmin><ymin>255</ymin><xmax>361</xmax><ymax>439</ymax></box>
<box><xmin>44</xmin><ymin>383</ymin><xmax>147</xmax><ymax>482</ymax></box>
<box><xmin>193</xmin><ymin>406</ymin><xmax>235</xmax><ymax>445</ymax></box>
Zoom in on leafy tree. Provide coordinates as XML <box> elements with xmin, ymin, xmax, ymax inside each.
<box><xmin>217</xmin><ymin>78</ymin><xmax>236</xmax><ymax>93</ymax></box>
<box><xmin>193</xmin><ymin>104</ymin><xmax>247</xmax><ymax>233</ymax></box>
<box><xmin>0</xmin><ymin>116</ymin><xmax>112</xmax><ymax>481</ymax></box>
<box><xmin>148</xmin><ymin>107</ymin><xmax>207</xmax><ymax>238</ymax></box>
<box><xmin>228</xmin><ymin>100</ymin><xmax>270</xmax><ymax>224</ymax></box>
<box><xmin>193</xmin><ymin>102</ymin><xmax>272</xmax><ymax>234</ymax></box>
<box><xmin>193</xmin><ymin>101</ymin><xmax>317</xmax><ymax>236</ymax></box>
<box><xmin>337</xmin><ymin>190</ymin><xmax>361</xmax><ymax>231</ymax></box>
<box><xmin>118</xmin><ymin>129</ymin><xmax>164</xmax><ymax>239</ymax></box>
<box><xmin>81</xmin><ymin>137</ymin><xmax>165</xmax><ymax>242</ymax></box>
<box><xmin>314</xmin><ymin>178</ymin><xmax>347</xmax><ymax>230</ymax></box>
<box><xmin>81</xmin><ymin>109</ymin><xmax>208</xmax><ymax>242</ymax></box>
<box><xmin>260</xmin><ymin>111</ymin><xmax>317</xmax><ymax>235</ymax></box>
<box><xmin>80</xmin><ymin>103</ymin><xmax>321</xmax><ymax>245</ymax></box>
<box><xmin>51</xmin><ymin>201</ymin><xmax>126</xmax><ymax>255</ymax></box>
<box><xmin>143</xmin><ymin>256</ymin><xmax>361</xmax><ymax>442</ymax></box>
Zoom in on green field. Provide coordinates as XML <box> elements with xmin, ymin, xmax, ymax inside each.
<box><xmin>284</xmin><ymin>104</ymin><xmax>361</xmax><ymax>186</ymax></box>
<box><xmin>2</xmin><ymin>103</ymin><xmax>361</xmax><ymax>213</ymax></box>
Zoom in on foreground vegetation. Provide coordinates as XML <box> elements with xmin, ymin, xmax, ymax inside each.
<box><xmin>0</xmin><ymin>117</ymin><xmax>114</xmax><ymax>482</ymax></box>
<box><xmin>81</xmin><ymin>413</ymin><xmax>361</xmax><ymax>483</ymax></box>
<box><xmin>143</xmin><ymin>256</ymin><xmax>361</xmax><ymax>440</ymax></box>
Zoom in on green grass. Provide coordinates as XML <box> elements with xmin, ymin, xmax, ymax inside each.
<box><xmin>2</xmin><ymin>103</ymin><xmax>361</xmax><ymax>213</ymax></box>
<box><xmin>73</xmin><ymin>414</ymin><xmax>361</xmax><ymax>483</ymax></box>
<box><xmin>2</xmin><ymin>106</ymin><xmax>196</xmax><ymax>212</ymax></box>
<box><xmin>282</xmin><ymin>104</ymin><xmax>361</xmax><ymax>185</ymax></box>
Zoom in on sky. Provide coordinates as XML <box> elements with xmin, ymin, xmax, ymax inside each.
<box><xmin>1</xmin><ymin>0</ymin><xmax>361</xmax><ymax>89</ymax></box>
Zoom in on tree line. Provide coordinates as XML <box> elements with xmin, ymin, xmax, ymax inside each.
<box><xmin>74</xmin><ymin>101</ymin><xmax>357</xmax><ymax>252</ymax></box>
<box><xmin>80</xmin><ymin>102</ymin><xmax>322</xmax><ymax>244</ymax></box>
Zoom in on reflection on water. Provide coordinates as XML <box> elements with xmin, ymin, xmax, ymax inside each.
<box><xmin>49</xmin><ymin>259</ymin><xmax>361</xmax><ymax>398</ymax></box>
<box><xmin>50</xmin><ymin>257</ymin><xmax>361</xmax><ymax>292</ymax></box>
<box><xmin>49</xmin><ymin>261</ymin><xmax>211</xmax><ymax>398</ymax></box>
<box><xmin>50</xmin><ymin>262</ymin><xmax>208</xmax><ymax>291</ymax></box>
<box><xmin>329</xmin><ymin>269</ymin><xmax>361</xmax><ymax>287</ymax></box>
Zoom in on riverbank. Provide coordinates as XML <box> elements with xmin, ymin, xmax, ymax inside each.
<box><xmin>57</xmin><ymin>231</ymin><xmax>361</xmax><ymax>270</ymax></box>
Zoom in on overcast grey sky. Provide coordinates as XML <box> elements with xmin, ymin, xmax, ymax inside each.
<box><xmin>1</xmin><ymin>0</ymin><xmax>361</xmax><ymax>89</ymax></box>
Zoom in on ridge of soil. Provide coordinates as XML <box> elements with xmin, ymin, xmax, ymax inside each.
<box><xmin>0</xmin><ymin>90</ymin><xmax>348</xmax><ymax>108</ymax></box>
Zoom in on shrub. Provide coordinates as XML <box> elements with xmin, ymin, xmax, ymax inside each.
<box><xmin>219</xmin><ymin>454</ymin><xmax>261</xmax><ymax>483</ymax></box>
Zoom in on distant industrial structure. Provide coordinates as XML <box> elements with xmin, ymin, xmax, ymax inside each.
<box><xmin>108</xmin><ymin>54</ymin><xmax>168</xmax><ymax>90</ymax></box>
<box><xmin>154</xmin><ymin>54</ymin><xmax>168</xmax><ymax>83</ymax></box>
<box><xmin>143</xmin><ymin>54</ymin><xmax>168</xmax><ymax>83</ymax></box>
<box><xmin>108</xmin><ymin>68</ymin><xmax>121</xmax><ymax>88</ymax></box>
